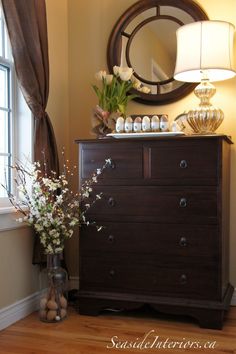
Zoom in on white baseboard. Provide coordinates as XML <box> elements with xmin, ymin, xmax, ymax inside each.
<box><xmin>0</xmin><ymin>290</ymin><xmax>43</xmax><ymax>331</ymax></box>
<box><xmin>0</xmin><ymin>277</ymin><xmax>79</xmax><ymax>332</ymax></box>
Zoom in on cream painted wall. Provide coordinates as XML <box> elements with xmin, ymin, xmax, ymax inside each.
<box><xmin>68</xmin><ymin>0</ymin><xmax>236</xmax><ymax>285</ymax></box>
<box><xmin>0</xmin><ymin>227</ymin><xmax>39</xmax><ymax>309</ymax></box>
<box><xmin>46</xmin><ymin>0</ymin><xmax>69</xmax><ymax>156</ymax></box>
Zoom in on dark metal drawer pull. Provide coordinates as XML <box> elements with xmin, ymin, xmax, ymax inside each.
<box><xmin>180</xmin><ymin>274</ymin><xmax>187</xmax><ymax>285</ymax></box>
<box><xmin>179</xmin><ymin>160</ymin><xmax>188</xmax><ymax>169</ymax></box>
<box><xmin>179</xmin><ymin>237</ymin><xmax>187</xmax><ymax>247</ymax></box>
<box><xmin>108</xmin><ymin>234</ymin><xmax>114</xmax><ymax>243</ymax></box>
<box><xmin>108</xmin><ymin>197</ymin><xmax>116</xmax><ymax>207</ymax></box>
<box><xmin>179</xmin><ymin>198</ymin><xmax>187</xmax><ymax>208</ymax></box>
<box><xmin>109</xmin><ymin>269</ymin><xmax>115</xmax><ymax>277</ymax></box>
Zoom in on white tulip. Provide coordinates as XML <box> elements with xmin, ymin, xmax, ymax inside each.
<box><xmin>131</xmin><ymin>76</ymin><xmax>142</xmax><ymax>89</ymax></box>
<box><xmin>118</xmin><ymin>67</ymin><xmax>133</xmax><ymax>81</ymax></box>
<box><xmin>139</xmin><ymin>86</ymin><xmax>151</xmax><ymax>93</ymax></box>
<box><xmin>95</xmin><ymin>70</ymin><xmax>106</xmax><ymax>81</ymax></box>
<box><xmin>113</xmin><ymin>65</ymin><xmax>120</xmax><ymax>76</ymax></box>
<box><xmin>105</xmin><ymin>74</ymin><xmax>113</xmax><ymax>85</ymax></box>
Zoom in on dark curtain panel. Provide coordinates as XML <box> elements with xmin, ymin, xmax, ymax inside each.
<box><xmin>2</xmin><ymin>0</ymin><xmax>59</xmax><ymax>264</ymax></box>
<box><xmin>1</xmin><ymin>0</ymin><xmax>59</xmax><ymax>172</ymax></box>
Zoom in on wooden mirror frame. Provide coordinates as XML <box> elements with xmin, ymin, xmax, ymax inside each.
<box><xmin>107</xmin><ymin>0</ymin><xmax>208</xmax><ymax>105</ymax></box>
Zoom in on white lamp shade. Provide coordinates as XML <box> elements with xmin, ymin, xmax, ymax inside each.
<box><xmin>174</xmin><ymin>20</ymin><xmax>236</xmax><ymax>82</ymax></box>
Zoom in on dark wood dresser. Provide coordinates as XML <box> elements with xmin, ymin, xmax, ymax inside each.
<box><xmin>76</xmin><ymin>135</ymin><xmax>234</xmax><ymax>329</ymax></box>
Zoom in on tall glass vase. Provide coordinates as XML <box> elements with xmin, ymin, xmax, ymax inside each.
<box><xmin>39</xmin><ymin>253</ymin><xmax>68</xmax><ymax>322</ymax></box>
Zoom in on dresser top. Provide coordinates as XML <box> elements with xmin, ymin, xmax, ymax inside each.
<box><xmin>75</xmin><ymin>134</ymin><xmax>233</xmax><ymax>145</ymax></box>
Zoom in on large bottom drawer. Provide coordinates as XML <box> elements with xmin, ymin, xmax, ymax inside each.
<box><xmin>80</xmin><ymin>256</ymin><xmax>219</xmax><ymax>300</ymax></box>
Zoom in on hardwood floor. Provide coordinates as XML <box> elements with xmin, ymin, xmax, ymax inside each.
<box><xmin>0</xmin><ymin>306</ymin><xmax>236</xmax><ymax>353</ymax></box>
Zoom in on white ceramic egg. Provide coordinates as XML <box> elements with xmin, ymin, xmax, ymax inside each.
<box><xmin>171</xmin><ymin>121</ymin><xmax>182</xmax><ymax>132</ymax></box>
<box><xmin>125</xmin><ymin>116</ymin><xmax>133</xmax><ymax>133</ymax></box>
<box><xmin>142</xmin><ymin>116</ymin><xmax>150</xmax><ymax>132</ymax></box>
<box><xmin>133</xmin><ymin>117</ymin><xmax>142</xmax><ymax>132</ymax></box>
<box><xmin>151</xmin><ymin>115</ymin><xmax>160</xmax><ymax>132</ymax></box>
<box><xmin>160</xmin><ymin>115</ymin><xmax>169</xmax><ymax>132</ymax></box>
<box><xmin>115</xmin><ymin>116</ymin><xmax>124</xmax><ymax>133</ymax></box>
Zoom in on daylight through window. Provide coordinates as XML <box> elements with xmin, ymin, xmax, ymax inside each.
<box><xmin>0</xmin><ymin>6</ymin><xmax>32</xmax><ymax>206</ymax></box>
<box><xmin>0</xmin><ymin>7</ymin><xmax>13</xmax><ymax>198</ymax></box>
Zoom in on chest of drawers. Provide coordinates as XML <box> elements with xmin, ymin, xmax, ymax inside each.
<box><xmin>76</xmin><ymin>135</ymin><xmax>233</xmax><ymax>329</ymax></box>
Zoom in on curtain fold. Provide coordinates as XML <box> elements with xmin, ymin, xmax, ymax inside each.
<box><xmin>2</xmin><ymin>0</ymin><xmax>59</xmax><ymax>264</ymax></box>
<box><xmin>1</xmin><ymin>0</ymin><xmax>59</xmax><ymax>173</ymax></box>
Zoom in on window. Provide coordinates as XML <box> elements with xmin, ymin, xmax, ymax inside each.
<box><xmin>0</xmin><ymin>6</ymin><xmax>32</xmax><ymax>208</ymax></box>
<box><xmin>0</xmin><ymin>7</ymin><xmax>12</xmax><ymax>199</ymax></box>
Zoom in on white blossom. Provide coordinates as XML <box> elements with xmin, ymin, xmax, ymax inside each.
<box><xmin>5</xmin><ymin>156</ymin><xmax>110</xmax><ymax>254</ymax></box>
<box><xmin>105</xmin><ymin>158</ymin><xmax>112</xmax><ymax>165</ymax></box>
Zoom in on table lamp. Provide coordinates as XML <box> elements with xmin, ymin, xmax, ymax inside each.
<box><xmin>174</xmin><ymin>20</ymin><xmax>236</xmax><ymax>134</ymax></box>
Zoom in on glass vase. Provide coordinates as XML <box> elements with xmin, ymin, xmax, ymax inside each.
<box><xmin>91</xmin><ymin>105</ymin><xmax>121</xmax><ymax>138</ymax></box>
<box><xmin>39</xmin><ymin>253</ymin><xmax>68</xmax><ymax>322</ymax></box>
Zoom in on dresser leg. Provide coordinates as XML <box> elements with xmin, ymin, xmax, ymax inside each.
<box><xmin>195</xmin><ymin>309</ymin><xmax>225</xmax><ymax>330</ymax></box>
<box><xmin>77</xmin><ymin>298</ymin><xmax>101</xmax><ymax>316</ymax></box>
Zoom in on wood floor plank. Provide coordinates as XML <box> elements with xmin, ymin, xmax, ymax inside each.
<box><xmin>0</xmin><ymin>306</ymin><xmax>235</xmax><ymax>353</ymax></box>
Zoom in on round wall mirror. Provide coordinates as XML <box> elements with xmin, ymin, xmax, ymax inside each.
<box><xmin>107</xmin><ymin>0</ymin><xmax>208</xmax><ymax>105</ymax></box>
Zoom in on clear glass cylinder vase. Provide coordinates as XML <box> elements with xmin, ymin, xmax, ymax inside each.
<box><xmin>39</xmin><ymin>253</ymin><xmax>68</xmax><ymax>322</ymax></box>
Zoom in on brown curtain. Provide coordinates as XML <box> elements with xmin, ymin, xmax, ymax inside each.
<box><xmin>2</xmin><ymin>0</ymin><xmax>59</xmax><ymax>264</ymax></box>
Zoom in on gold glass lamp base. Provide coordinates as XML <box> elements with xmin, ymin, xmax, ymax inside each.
<box><xmin>186</xmin><ymin>80</ymin><xmax>224</xmax><ymax>134</ymax></box>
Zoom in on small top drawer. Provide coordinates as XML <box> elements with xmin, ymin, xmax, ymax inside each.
<box><xmin>144</xmin><ymin>139</ymin><xmax>219</xmax><ymax>185</ymax></box>
<box><xmin>80</xmin><ymin>143</ymin><xmax>142</xmax><ymax>181</ymax></box>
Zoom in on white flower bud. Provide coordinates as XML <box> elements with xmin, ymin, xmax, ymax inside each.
<box><xmin>95</xmin><ymin>70</ymin><xmax>106</xmax><ymax>81</ymax></box>
<box><xmin>105</xmin><ymin>74</ymin><xmax>113</xmax><ymax>85</ymax></box>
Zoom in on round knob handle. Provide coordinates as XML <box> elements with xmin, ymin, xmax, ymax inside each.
<box><xmin>179</xmin><ymin>160</ymin><xmax>188</xmax><ymax>169</ymax></box>
<box><xmin>180</xmin><ymin>274</ymin><xmax>187</xmax><ymax>285</ymax></box>
<box><xmin>179</xmin><ymin>198</ymin><xmax>187</xmax><ymax>208</ymax></box>
<box><xmin>108</xmin><ymin>234</ymin><xmax>115</xmax><ymax>243</ymax></box>
<box><xmin>108</xmin><ymin>197</ymin><xmax>116</xmax><ymax>207</ymax></box>
<box><xmin>109</xmin><ymin>269</ymin><xmax>115</xmax><ymax>277</ymax></box>
<box><xmin>179</xmin><ymin>237</ymin><xmax>187</xmax><ymax>247</ymax></box>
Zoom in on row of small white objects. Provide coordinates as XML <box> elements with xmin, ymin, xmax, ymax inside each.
<box><xmin>116</xmin><ymin>115</ymin><xmax>177</xmax><ymax>133</ymax></box>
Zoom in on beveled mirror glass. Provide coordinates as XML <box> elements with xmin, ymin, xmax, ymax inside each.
<box><xmin>107</xmin><ymin>0</ymin><xmax>208</xmax><ymax>105</ymax></box>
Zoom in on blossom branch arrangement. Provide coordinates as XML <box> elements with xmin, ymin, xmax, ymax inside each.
<box><xmin>91</xmin><ymin>66</ymin><xmax>151</xmax><ymax>138</ymax></box>
<box><xmin>2</xmin><ymin>152</ymin><xmax>112</xmax><ymax>255</ymax></box>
